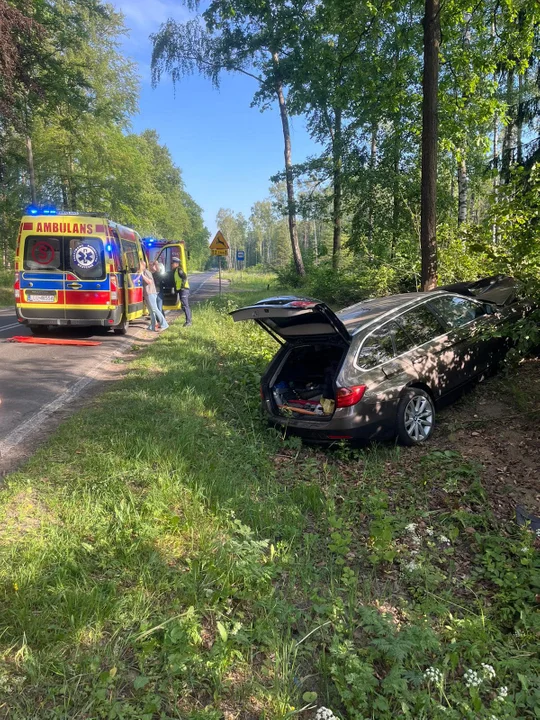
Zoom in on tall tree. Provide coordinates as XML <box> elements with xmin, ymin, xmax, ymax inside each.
<box><xmin>420</xmin><ymin>0</ymin><xmax>440</xmax><ymax>290</ymax></box>
<box><xmin>151</xmin><ymin>4</ymin><xmax>306</xmax><ymax>276</ymax></box>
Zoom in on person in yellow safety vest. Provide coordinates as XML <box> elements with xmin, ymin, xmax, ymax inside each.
<box><xmin>171</xmin><ymin>259</ymin><xmax>192</xmax><ymax>327</ymax></box>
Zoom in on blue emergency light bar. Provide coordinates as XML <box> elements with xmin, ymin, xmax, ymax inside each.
<box><xmin>25</xmin><ymin>204</ymin><xmax>57</xmax><ymax>216</ymax></box>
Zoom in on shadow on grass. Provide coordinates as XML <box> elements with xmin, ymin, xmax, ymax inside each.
<box><xmin>0</xmin><ymin>297</ymin><xmax>315</xmax><ymax>715</ymax></box>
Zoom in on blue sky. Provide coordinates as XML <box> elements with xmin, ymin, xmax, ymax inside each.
<box><xmin>110</xmin><ymin>0</ymin><xmax>320</xmax><ymax>237</ymax></box>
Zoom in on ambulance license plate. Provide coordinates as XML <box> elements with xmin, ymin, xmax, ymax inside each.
<box><xmin>27</xmin><ymin>291</ymin><xmax>55</xmax><ymax>303</ymax></box>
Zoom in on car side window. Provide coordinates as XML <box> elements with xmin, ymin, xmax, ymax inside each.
<box><xmin>428</xmin><ymin>295</ymin><xmax>487</xmax><ymax>329</ymax></box>
<box><xmin>397</xmin><ymin>305</ymin><xmax>444</xmax><ymax>345</ymax></box>
<box><xmin>391</xmin><ymin>321</ymin><xmax>416</xmax><ymax>355</ymax></box>
<box><xmin>357</xmin><ymin>324</ymin><xmax>395</xmax><ymax>369</ymax></box>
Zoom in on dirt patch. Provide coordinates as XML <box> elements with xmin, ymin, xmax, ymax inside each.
<box><xmin>423</xmin><ymin>358</ymin><xmax>540</xmax><ymax>519</ymax></box>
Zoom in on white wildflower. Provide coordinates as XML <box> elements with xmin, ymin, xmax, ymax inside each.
<box><xmin>497</xmin><ymin>686</ymin><xmax>508</xmax><ymax>701</ymax></box>
<box><xmin>439</xmin><ymin>535</ymin><xmax>451</xmax><ymax>545</ymax></box>
<box><xmin>424</xmin><ymin>667</ymin><xmax>443</xmax><ymax>684</ymax></box>
<box><xmin>535</xmin><ymin>528</ymin><xmax>540</xmax><ymax>538</ymax></box>
<box><xmin>521</xmin><ymin>547</ymin><xmax>529</xmax><ymax>553</ymax></box>
<box><xmin>315</xmin><ymin>707</ymin><xmax>339</xmax><ymax>720</ymax></box>
<box><xmin>481</xmin><ymin>663</ymin><xmax>496</xmax><ymax>680</ymax></box>
<box><xmin>426</xmin><ymin>527</ymin><xmax>434</xmax><ymax>536</ymax></box>
<box><xmin>464</xmin><ymin>668</ymin><xmax>482</xmax><ymax>688</ymax></box>
<box><xmin>405</xmin><ymin>560</ymin><xmax>419</xmax><ymax>571</ymax></box>
<box><xmin>405</xmin><ymin>523</ymin><xmax>418</xmax><ymax>534</ymax></box>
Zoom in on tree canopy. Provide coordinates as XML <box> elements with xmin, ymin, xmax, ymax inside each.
<box><xmin>0</xmin><ymin>0</ymin><xmax>209</xmax><ymax>268</ymax></box>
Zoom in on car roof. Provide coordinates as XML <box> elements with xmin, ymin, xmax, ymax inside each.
<box><xmin>337</xmin><ymin>292</ymin><xmax>446</xmax><ymax>335</ymax></box>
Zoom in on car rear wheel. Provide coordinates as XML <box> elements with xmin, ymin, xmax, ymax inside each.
<box><xmin>396</xmin><ymin>388</ymin><xmax>435</xmax><ymax>446</ymax></box>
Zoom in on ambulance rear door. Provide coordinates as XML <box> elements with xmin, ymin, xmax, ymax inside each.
<box><xmin>118</xmin><ymin>231</ymin><xmax>145</xmax><ymax>320</ymax></box>
<box><xmin>155</xmin><ymin>243</ymin><xmax>187</xmax><ymax>310</ymax></box>
<box><xmin>64</xmin><ymin>232</ymin><xmax>109</xmax><ymax>317</ymax></box>
<box><xmin>19</xmin><ymin>230</ymin><xmax>66</xmax><ymax>320</ymax></box>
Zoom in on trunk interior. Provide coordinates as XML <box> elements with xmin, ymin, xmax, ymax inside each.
<box><xmin>270</xmin><ymin>343</ymin><xmax>346</xmax><ymax>419</ymax></box>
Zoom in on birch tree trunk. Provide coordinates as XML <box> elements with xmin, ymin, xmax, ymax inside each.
<box><xmin>517</xmin><ymin>72</ymin><xmax>524</xmax><ymax>164</ymax></box>
<box><xmin>420</xmin><ymin>0</ymin><xmax>440</xmax><ymax>290</ymax></box>
<box><xmin>332</xmin><ymin>106</ymin><xmax>342</xmax><ymax>270</ymax></box>
<box><xmin>501</xmin><ymin>69</ymin><xmax>515</xmax><ymax>182</ymax></box>
<box><xmin>25</xmin><ymin>135</ymin><xmax>37</xmax><ymax>205</ymax></box>
<box><xmin>272</xmin><ymin>52</ymin><xmax>305</xmax><ymax>277</ymax></box>
<box><xmin>368</xmin><ymin>122</ymin><xmax>377</xmax><ymax>249</ymax></box>
<box><xmin>457</xmin><ymin>157</ymin><xmax>467</xmax><ymax>225</ymax></box>
<box><xmin>457</xmin><ymin>14</ymin><xmax>470</xmax><ymax>226</ymax></box>
<box><xmin>391</xmin><ymin>130</ymin><xmax>399</xmax><ymax>259</ymax></box>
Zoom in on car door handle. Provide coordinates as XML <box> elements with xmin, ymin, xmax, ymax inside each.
<box><xmin>67</xmin><ymin>282</ymin><xmax>82</xmax><ymax>289</ymax></box>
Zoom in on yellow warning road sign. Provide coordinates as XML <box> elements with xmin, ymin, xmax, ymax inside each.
<box><xmin>210</xmin><ymin>230</ymin><xmax>229</xmax><ymax>256</ymax></box>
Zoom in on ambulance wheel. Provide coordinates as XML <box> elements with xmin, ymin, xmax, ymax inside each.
<box><xmin>28</xmin><ymin>324</ymin><xmax>50</xmax><ymax>336</ymax></box>
<box><xmin>113</xmin><ymin>317</ymin><xmax>129</xmax><ymax>335</ymax></box>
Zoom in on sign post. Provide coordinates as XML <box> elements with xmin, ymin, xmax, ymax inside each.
<box><xmin>236</xmin><ymin>249</ymin><xmax>245</xmax><ymax>283</ymax></box>
<box><xmin>210</xmin><ymin>230</ymin><xmax>230</xmax><ymax>295</ymax></box>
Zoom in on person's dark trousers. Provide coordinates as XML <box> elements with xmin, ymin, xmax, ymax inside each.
<box><xmin>180</xmin><ymin>289</ymin><xmax>192</xmax><ymax>325</ymax></box>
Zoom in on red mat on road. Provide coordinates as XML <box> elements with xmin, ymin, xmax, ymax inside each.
<box><xmin>8</xmin><ymin>336</ymin><xmax>102</xmax><ymax>346</ymax></box>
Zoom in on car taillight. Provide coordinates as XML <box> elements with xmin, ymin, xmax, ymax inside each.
<box><xmin>14</xmin><ymin>272</ymin><xmax>20</xmax><ymax>301</ymax></box>
<box><xmin>289</xmin><ymin>300</ymin><xmax>315</xmax><ymax>308</ymax></box>
<box><xmin>336</xmin><ymin>385</ymin><xmax>367</xmax><ymax>407</ymax></box>
<box><xmin>110</xmin><ymin>273</ymin><xmax>118</xmax><ymax>303</ymax></box>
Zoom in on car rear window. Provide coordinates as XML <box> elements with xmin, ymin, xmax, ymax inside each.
<box><xmin>23</xmin><ymin>235</ymin><xmax>105</xmax><ymax>280</ymax></box>
<box><xmin>266</xmin><ymin>314</ymin><xmax>336</xmax><ymax>337</ymax></box>
<box><xmin>397</xmin><ymin>305</ymin><xmax>444</xmax><ymax>345</ymax></box>
<box><xmin>427</xmin><ymin>295</ymin><xmax>487</xmax><ymax>329</ymax></box>
<box><xmin>68</xmin><ymin>238</ymin><xmax>105</xmax><ymax>279</ymax></box>
<box><xmin>23</xmin><ymin>236</ymin><xmax>62</xmax><ymax>272</ymax></box>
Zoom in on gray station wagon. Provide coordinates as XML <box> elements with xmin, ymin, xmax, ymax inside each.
<box><xmin>231</xmin><ymin>276</ymin><xmax>532</xmax><ymax>445</ymax></box>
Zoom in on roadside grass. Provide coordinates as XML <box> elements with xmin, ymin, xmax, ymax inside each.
<box><xmin>221</xmin><ymin>270</ymin><xmax>278</xmax><ymax>294</ymax></box>
<box><xmin>0</xmin><ymin>286</ymin><xmax>539</xmax><ymax>719</ymax></box>
<box><xmin>0</xmin><ymin>269</ymin><xmax>12</xmax><ymax>307</ymax></box>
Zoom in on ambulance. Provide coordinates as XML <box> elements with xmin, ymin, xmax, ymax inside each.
<box><xmin>13</xmin><ymin>209</ymin><xmax>191</xmax><ymax>334</ymax></box>
<box><xmin>141</xmin><ymin>236</ymin><xmax>189</xmax><ymax>311</ymax></box>
<box><xmin>14</xmin><ymin>208</ymin><xmax>148</xmax><ymax>334</ymax></box>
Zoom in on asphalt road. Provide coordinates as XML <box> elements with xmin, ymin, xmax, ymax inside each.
<box><xmin>0</xmin><ymin>271</ymin><xmax>218</xmax><ymax>473</ymax></box>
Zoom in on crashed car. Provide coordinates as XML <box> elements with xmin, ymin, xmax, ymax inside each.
<box><xmin>231</xmin><ymin>276</ymin><xmax>533</xmax><ymax>445</ymax></box>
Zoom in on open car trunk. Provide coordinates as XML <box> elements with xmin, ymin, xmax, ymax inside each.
<box><xmin>230</xmin><ymin>297</ymin><xmax>352</xmax><ymax>421</ymax></box>
<box><xmin>269</xmin><ymin>343</ymin><xmax>346</xmax><ymax>420</ymax></box>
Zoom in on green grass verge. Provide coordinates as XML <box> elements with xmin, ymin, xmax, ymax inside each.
<box><xmin>221</xmin><ymin>270</ymin><xmax>278</xmax><ymax>294</ymax></box>
<box><xmin>0</xmin><ymin>288</ymin><xmax>538</xmax><ymax>719</ymax></box>
<box><xmin>0</xmin><ymin>269</ymin><xmax>13</xmax><ymax>307</ymax></box>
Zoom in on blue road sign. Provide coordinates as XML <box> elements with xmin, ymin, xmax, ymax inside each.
<box><xmin>237</xmin><ymin>250</ymin><xmax>245</xmax><ymax>262</ymax></box>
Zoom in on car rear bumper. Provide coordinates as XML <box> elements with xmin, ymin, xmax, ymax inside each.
<box><xmin>15</xmin><ymin>307</ymin><xmax>124</xmax><ymax>327</ymax></box>
<box><xmin>264</xmin><ymin>402</ymin><xmax>397</xmax><ymax>442</ymax></box>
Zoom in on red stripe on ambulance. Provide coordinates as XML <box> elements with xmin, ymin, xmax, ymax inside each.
<box><xmin>65</xmin><ymin>291</ymin><xmax>111</xmax><ymax>305</ymax></box>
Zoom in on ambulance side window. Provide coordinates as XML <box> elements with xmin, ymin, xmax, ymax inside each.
<box><xmin>121</xmin><ymin>240</ymin><xmax>139</xmax><ymax>272</ymax></box>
